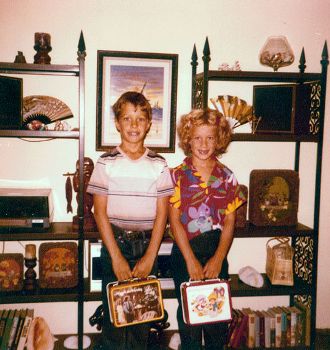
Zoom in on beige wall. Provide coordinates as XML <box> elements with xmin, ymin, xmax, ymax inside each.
<box><xmin>1</xmin><ymin>0</ymin><xmax>329</xmax><ymax>334</ymax></box>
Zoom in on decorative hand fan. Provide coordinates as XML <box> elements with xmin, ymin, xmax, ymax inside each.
<box><xmin>210</xmin><ymin>95</ymin><xmax>260</xmax><ymax>132</ymax></box>
<box><xmin>23</xmin><ymin>95</ymin><xmax>73</xmax><ymax>129</ymax></box>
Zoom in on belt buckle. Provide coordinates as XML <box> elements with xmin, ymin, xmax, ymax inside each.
<box><xmin>124</xmin><ymin>230</ymin><xmax>143</xmax><ymax>241</ymax></box>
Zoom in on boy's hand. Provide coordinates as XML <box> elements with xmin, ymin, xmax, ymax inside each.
<box><xmin>112</xmin><ymin>255</ymin><xmax>132</xmax><ymax>281</ymax></box>
<box><xmin>203</xmin><ymin>255</ymin><xmax>222</xmax><ymax>279</ymax></box>
<box><xmin>132</xmin><ymin>254</ymin><xmax>154</xmax><ymax>278</ymax></box>
<box><xmin>187</xmin><ymin>256</ymin><xmax>204</xmax><ymax>281</ymax></box>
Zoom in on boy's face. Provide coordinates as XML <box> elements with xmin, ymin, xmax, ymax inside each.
<box><xmin>115</xmin><ymin>103</ymin><xmax>151</xmax><ymax>146</ymax></box>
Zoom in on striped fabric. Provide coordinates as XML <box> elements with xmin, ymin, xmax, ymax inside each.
<box><xmin>87</xmin><ymin>146</ymin><xmax>174</xmax><ymax>230</ymax></box>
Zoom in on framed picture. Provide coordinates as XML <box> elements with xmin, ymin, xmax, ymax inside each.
<box><xmin>249</xmin><ymin>169</ymin><xmax>299</xmax><ymax>226</ymax></box>
<box><xmin>0</xmin><ymin>253</ymin><xmax>24</xmax><ymax>291</ymax></box>
<box><xmin>253</xmin><ymin>84</ymin><xmax>296</xmax><ymax>134</ymax></box>
<box><xmin>0</xmin><ymin>75</ymin><xmax>23</xmax><ymax>130</ymax></box>
<box><xmin>39</xmin><ymin>242</ymin><xmax>78</xmax><ymax>289</ymax></box>
<box><xmin>96</xmin><ymin>50</ymin><xmax>178</xmax><ymax>153</ymax></box>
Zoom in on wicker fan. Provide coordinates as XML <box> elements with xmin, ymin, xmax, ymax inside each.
<box><xmin>210</xmin><ymin>95</ymin><xmax>258</xmax><ymax>130</ymax></box>
<box><xmin>23</xmin><ymin>95</ymin><xmax>73</xmax><ymax>127</ymax></box>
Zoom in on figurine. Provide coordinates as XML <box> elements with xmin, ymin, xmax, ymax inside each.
<box><xmin>33</xmin><ymin>32</ymin><xmax>52</xmax><ymax>64</ymax></box>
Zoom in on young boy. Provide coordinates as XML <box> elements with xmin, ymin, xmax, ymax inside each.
<box><xmin>87</xmin><ymin>91</ymin><xmax>173</xmax><ymax>349</ymax></box>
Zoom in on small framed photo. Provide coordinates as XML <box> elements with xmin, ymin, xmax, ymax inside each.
<box><xmin>89</xmin><ymin>241</ymin><xmax>102</xmax><ymax>292</ymax></box>
<box><xmin>0</xmin><ymin>253</ymin><xmax>24</xmax><ymax>291</ymax></box>
<box><xmin>249</xmin><ymin>169</ymin><xmax>299</xmax><ymax>226</ymax></box>
<box><xmin>96</xmin><ymin>50</ymin><xmax>178</xmax><ymax>153</ymax></box>
<box><xmin>39</xmin><ymin>242</ymin><xmax>78</xmax><ymax>289</ymax></box>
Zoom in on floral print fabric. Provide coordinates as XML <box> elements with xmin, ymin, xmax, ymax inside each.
<box><xmin>170</xmin><ymin>156</ymin><xmax>246</xmax><ymax>240</ymax></box>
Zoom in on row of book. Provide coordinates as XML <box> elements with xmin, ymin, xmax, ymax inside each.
<box><xmin>0</xmin><ymin>309</ymin><xmax>34</xmax><ymax>350</ymax></box>
<box><xmin>227</xmin><ymin>302</ymin><xmax>311</xmax><ymax>348</ymax></box>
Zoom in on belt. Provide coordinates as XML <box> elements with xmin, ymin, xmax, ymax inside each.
<box><xmin>111</xmin><ymin>224</ymin><xmax>152</xmax><ymax>241</ymax></box>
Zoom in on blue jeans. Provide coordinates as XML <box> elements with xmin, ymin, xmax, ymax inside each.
<box><xmin>99</xmin><ymin>234</ymin><xmax>157</xmax><ymax>350</ymax></box>
<box><xmin>170</xmin><ymin>230</ymin><xmax>229</xmax><ymax>350</ymax></box>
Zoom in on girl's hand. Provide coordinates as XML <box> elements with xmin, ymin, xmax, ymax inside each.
<box><xmin>112</xmin><ymin>255</ymin><xmax>132</xmax><ymax>281</ymax></box>
<box><xmin>187</xmin><ymin>257</ymin><xmax>204</xmax><ymax>281</ymax></box>
<box><xmin>132</xmin><ymin>254</ymin><xmax>154</xmax><ymax>279</ymax></box>
<box><xmin>203</xmin><ymin>255</ymin><xmax>222</xmax><ymax>279</ymax></box>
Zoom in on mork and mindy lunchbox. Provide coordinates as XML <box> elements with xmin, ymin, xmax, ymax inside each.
<box><xmin>180</xmin><ymin>279</ymin><xmax>233</xmax><ymax>326</ymax></box>
<box><xmin>107</xmin><ymin>276</ymin><xmax>164</xmax><ymax>328</ymax></box>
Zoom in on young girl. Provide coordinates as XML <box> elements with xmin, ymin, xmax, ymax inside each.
<box><xmin>169</xmin><ymin>108</ymin><xmax>246</xmax><ymax>350</ymax></box>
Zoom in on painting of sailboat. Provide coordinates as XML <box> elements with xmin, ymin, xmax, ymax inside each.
<box><xmin>96</xmin><ymin>51</ymin><xmax>178</xmax><ymax>152</ymax></box>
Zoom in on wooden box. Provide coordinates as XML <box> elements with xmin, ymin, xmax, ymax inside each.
<box><xmin>249</xmin><ymin>169</ymin><xmax>299</xmax><ymax>226</ymax></box>
<box><xmin>0</xmin><ymin>253</ymin><xmax>24</xmax><ymax>291</ymax></box>
<box><xmin>107</xmin><ymin>277</ymin><xmax>164</xmax><ymax>328</ymax></box>
<box><xmin>39</xmin><ymin>242</ymin><xmax>78</xmax><ymax>289</ymax></box>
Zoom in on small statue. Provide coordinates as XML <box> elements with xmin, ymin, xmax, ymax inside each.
<box><xmin>63</xmin><ymin>157</ymin><xmax>97</xmax><ymax>231</ymax></box>
<box><xmin>34</xmin><ymin>32</ymin><xmax>52</xmax><ymax>64</ymax></box>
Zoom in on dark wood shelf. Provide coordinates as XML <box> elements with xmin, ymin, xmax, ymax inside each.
<box><xmin>196</xmin><ymin>70</ymin><xmax>321</xmax><ymax>83</ymax></box>
<box><xmin>0</xmin><ymin>281</ymin><xmax>79</xmax><ymax>303</ymax></box>
<box><xmin>0</xmin><ymin>129</ymin><xmax>79</xmax><ymax>139</ymax></box>
<box><xmin>0</xmin><ymin>222</ymin><xmax>79</xmax><ymax>240</ymax></box>
<box><xmin>231</xmin><ymin>132</ymin><xmax>319</xmax><ymax>143</ymax></box>
<box><xmin>0</xmin><ymin>62</ymin><xmax>79</xmax><ymax>76</ymax></box>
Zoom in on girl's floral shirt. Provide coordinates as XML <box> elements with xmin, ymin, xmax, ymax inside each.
<box><xmin>170</xmin><ymin>156</ymin><xmax>246</xmax><ymax>240</ymax></box>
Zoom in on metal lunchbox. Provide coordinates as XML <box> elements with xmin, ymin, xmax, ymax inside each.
<box><xmin>107</xmin><ymin>276</ymin><xmax>164</xmax><ymax>328</ymax></box>
<box><xmin>180</xmin><ymin>279</ymin><xmax>233</xmax><ymax>326</ymax></box>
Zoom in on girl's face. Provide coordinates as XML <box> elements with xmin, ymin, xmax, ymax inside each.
<box><xmin>190</xmin><ymin>124</ymin><xmax>217</xmax><ymax>162</ymax></box>
<box><xmin>115</xmin><ymin>102</ymin><xmax>151</xmax><ymax>146</ymax></box>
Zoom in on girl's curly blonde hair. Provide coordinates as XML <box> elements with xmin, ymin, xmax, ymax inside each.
<box><xmin>177</xmin><ymin>108</ymin><xmax>232</xmax><ymax>156</ymax></box>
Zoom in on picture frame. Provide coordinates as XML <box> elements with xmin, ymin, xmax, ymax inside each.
<box><xmin>89</xmin><ymin>241</ymin><xmax>102</xmax><ymax>292</ymax></box>
<box><xmin>96</xmin><ymin>50</ymin><xmax>178</xmax><ymax>153</ymax></box>
<box><xmin>0</xmin><ymin>253</ymin><xmax>24</xmax><ymax>291</ymax></box>
<box><xmin>249</xmin><ymin>169</ymin><xmax>299</xmax><ymax>226</ymax></box>
<box><xmin>39</xmin><ymin>242</ymin><xmax>78</xmax><ymax>289</ymax></box>
<box><xmin>0</xmin><ymin>75</ymin><xmax>23</xmax><ymax>130</ymax></box>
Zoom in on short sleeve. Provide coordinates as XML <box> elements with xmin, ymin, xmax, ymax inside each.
<box><xmin>224</xmin><ymin>173</ymin><xmax>247</xmax><ymax>215</ymax></box>
<box><xmin>169</xmin><ymin>167</ymin><xmax>181</xmax><ymax>209</ymax></box>
<box><xmin>156</xmin><ymin>163</ymin><xmax>174</xmax><ymax>198</ymax></box>
<box><xmin>86</xmin><ymin>157</ymin><xmax>109</xmax><ymax>196</ymax></box>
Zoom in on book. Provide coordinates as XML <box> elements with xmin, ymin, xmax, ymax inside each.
<box><xmin>262</xmin><ymin>310</ymin><xmax>272</xmax><ymax>348</ymax></box>
<box><xmin>0</xmin><ymin>309</ymin><xmax>15</xmax><ymax>350</ymax></box>
<box><xmin>287</xmin><ymin>306</ymin><xmax>298</xmax><ymax>346</ymax></box>
<box><xmin>242</xmin><ymin>308</ymin><xmax>255</xmax><ymax>348</ymax></box>
<box><xmin>280</xmin><ymin>306</ymin><xmax>291</xmax><ymax>347</ymax></box>
<box><xmin>268</xmin><ymin>307</ymin><xmax>281</xmax><ymax>348</ymax></box>
<box><xmin>289</xmin><ymin>305</ymin><xmax>303</xmax><ymax>346</ymax></box>
<box><xmin>11</xmin><ymin>309</ymin><xmax>26</xmax><ymax>350</ymax></box>
<box><xmin>269</xmin><ymin>310</ymin><xmax>276</xmax><ymax>347</ymax></box>
<box><xmin>227</xmin><ymin>309</ymin><xmax>239</xmax><ymax>345</ymax></box>
<box><xmin>254</xmin><ymin>309</ymin><xmax>260</xmax><ymax>348</ymax></box>
<box><xmin>231</xmin><ymin>310</ymin><xmax>249</xmax><ymax>349</ymax></box>
<box><xmin>0</xmin><ymin>310</ymin><xmax>6</xmax><ymax>347</ymax></box>
<box><xmin>229</xmin><ymin>309</ymin><xmax>243</xmax><ymax>348</ymax></box>
<box><xmin>16</xmin><ymin>309</ymin><xmax>33</xmax><ymax>350</ymax></box>
<box><xmin>6</xmin><ymin>309</ymin><xmax>20</xmax><ymax>350</ymax></box>
<box><xmin>294</xmin><ymin>301</ymin><xmax>311</xmax><ymax>346</ymax></box>
<box><xmin>256</xmin><ymin>310</ymin><xmax>265</xmax><ymax>348</ymax></box>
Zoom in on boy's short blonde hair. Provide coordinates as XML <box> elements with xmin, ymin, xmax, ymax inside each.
<box><xmin>177</xmin><ymin>108</ymin><xmax>232</xmax><ymax>156</ymax></box>
<box><xmin>112</xmin><ymin>91</ymin><xmax>152</xmax><ymax>121</ymax></box>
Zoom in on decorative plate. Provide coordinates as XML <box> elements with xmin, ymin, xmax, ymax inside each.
<box><xmin>23</xmin><ymin>95</ymin><xmax>73</xmax><ymax>127</ymax></box>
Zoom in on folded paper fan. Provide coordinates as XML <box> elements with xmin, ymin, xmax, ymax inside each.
<box><xmin>210</xmin><ymin>95</ymin><xmax>256</xmax><ymax>130</ymax></box>
<box><xmin>23</xmin><ymin>95</ymin><xmax>73</xmax><ymax>128</ymax></box>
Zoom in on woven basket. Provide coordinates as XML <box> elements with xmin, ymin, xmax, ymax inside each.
<box><xmin>266</xmin><ymin>237</ymin><xmax>294</xmax><ymax>286</ymax></box>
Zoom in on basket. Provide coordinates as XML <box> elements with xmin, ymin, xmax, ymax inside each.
<box><xmin>266</xmin><ymin>237</ymin><xmax>294</xmax><ymax>286</ymax></box>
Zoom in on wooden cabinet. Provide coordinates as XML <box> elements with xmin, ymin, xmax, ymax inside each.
<box><xmin>190</xmin><ymin>37</ymin><xmax>328</xmax><ymax>349</ymax></box>
<box><xmin>0</xmin><ymin>32</ymin><xmax>86</xmax><ymax>349</ymax></box>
